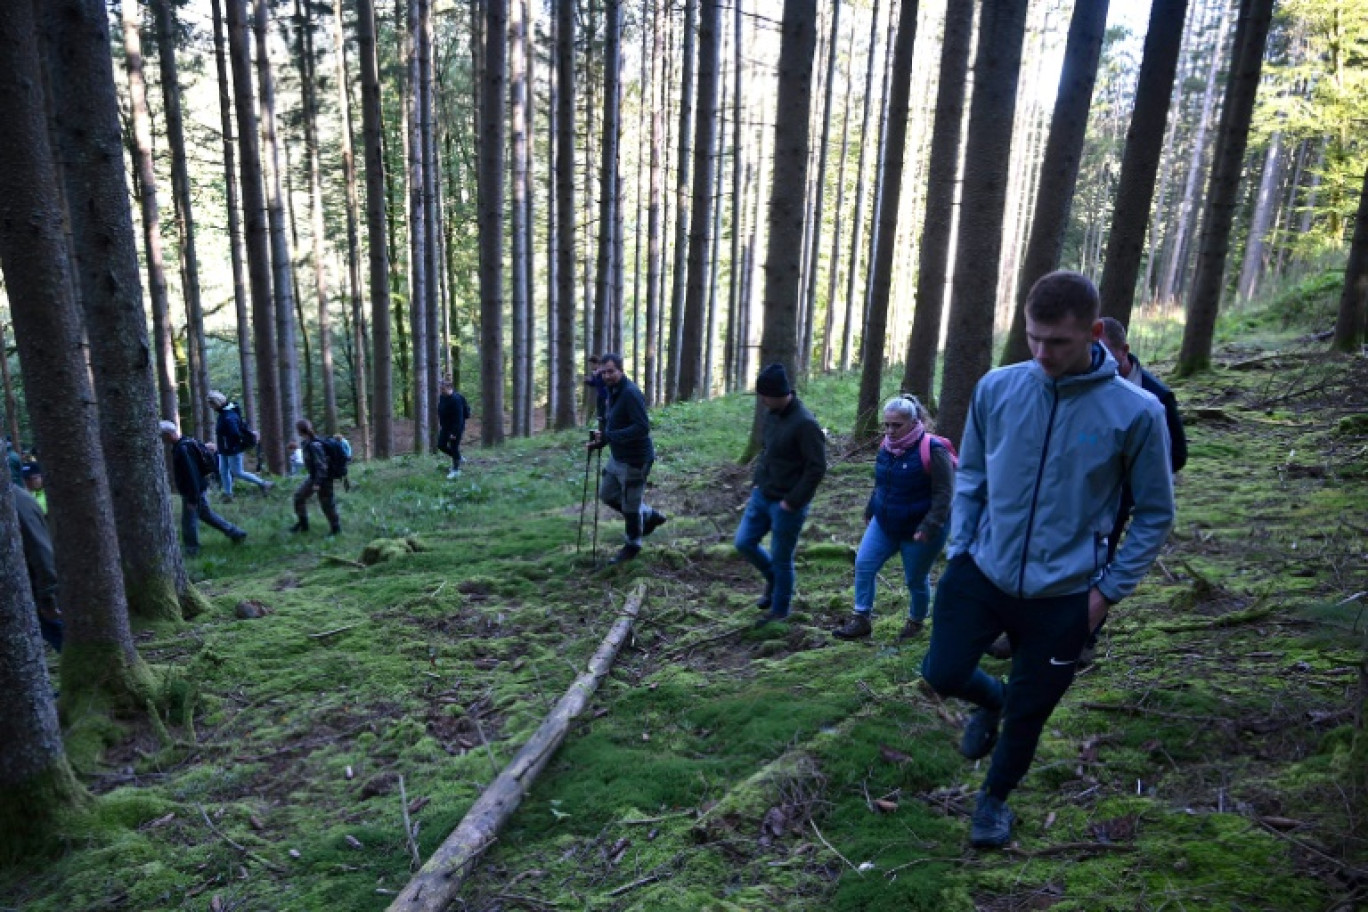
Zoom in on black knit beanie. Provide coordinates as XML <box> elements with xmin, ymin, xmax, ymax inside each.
<box><xmin>755</xmin><ymin>362</ymin><xmax>791</xmax><ymax>397</ymax></box>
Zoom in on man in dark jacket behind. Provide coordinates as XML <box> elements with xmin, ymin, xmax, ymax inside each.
<box><xmin>159</xmin><ymin>420</ymin><xmax>246</xmax><ymax>556</ymax></box>
<box><xmin>588</xmin><ymin>353</ymin><xmax>666</xmax><ymax>564</ymax></box>
<box><xmin>292</xmin><ymin>418</ymin><xmax>341</xmax><ymax>535</ymax></box>
<box><xmin>735</xmin><ymin>363</ymin><xmax>827</xmax><ymax>625</ymax></box>
<box><xmin>14</xmin><ymin>484</ymin><xmax>63</xmax><ymax>651</ymax></box>
<box><xmin>208</xmin><ymin>390</ymin><xmax>272</xmax><ymax>500</ymax></box>
<box><xmin>437</xmin><ymin>378</ymin><xmax>472</xmax><ymax>479</ymax></box>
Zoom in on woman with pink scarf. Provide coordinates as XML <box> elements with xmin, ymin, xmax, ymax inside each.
<box><xmin>833</xmin><ymin>395</ymin><xmax>955</xmax><ymax>641</ymax></box>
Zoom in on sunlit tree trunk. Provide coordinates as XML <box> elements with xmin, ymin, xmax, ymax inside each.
<box><xmin>421</xmin><ymin>0</ymin><xmax>441</xmax><ymax>443</ymax></box>
<box><xmin>404</xmin><ymin>0</ymin><xmax>429</xmax><ymax>450</ymax></box>
<box><xmin>356</xmin><ymin>0</ymin><xmax>393</xmax><ymax>456</ymax></box>
<box><xmin>545</xmin><ymin>8</ymin><xmax>560</xmax><ymax>423</ymax></box>
<box><xmin>845</xmin><ymin>0</ymin><xmax>883</xmax><ymax>376</ymax></box>
<box><xmin>479</xmin><ymin>0</ymin><xmax>507</xmax><ymax>444</ymax></box>
<box><xmin>510</xmin><ymin>0</ymin><xmax>530</xmax><ymax>436</ymax></box>
<box><xmin>1330</xmin><ymin>160</ymin><xmax>1368</xmax><ymax>353</ymax></box>
<box><xmin>667</xmin><ymin>0</ymin><xmax>697</xmax><ymax>402</ymax></box>
<box><xmin>858</xmin><ymin>12</ymin><xmax>897</xmax><ymax>368</ymax></box>
<box><xmin>553</xmin><ymin>0</ymin><xmax>578</xmax><ymax>429</ymax></box>
<box><xmin>821</xmin><ymin>25</ymin><xmax>854</xmax><ymax>374</ymax></box>
<box><xmin>677</xmin><ymin>0</ymin><xmax>720</xmax><ymax>400</ymax></box>
<box><xmin>1237</xmin><ymin>132</ymin><xmax>1283</xmax><ymax>304</ymax></box>
<box><xmin>333</xmin><ymin>0</ymin><xmax>369</xmax><ymax>455</ymax></box>
<box><xmin>644</xmin><ymin>0</ymin><xmax>664</xmax><ymax>405</ymax></box>
<box><xmin>801</xmin><ymin>0</ymin><xmax>840</xmax><ymax>377</ymax></box>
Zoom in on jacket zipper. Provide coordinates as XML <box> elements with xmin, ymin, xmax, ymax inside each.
<box><xmin>1017</xmin><ymin>381</ymin><xmax>1060</xmax><ymax>597</ymax></box>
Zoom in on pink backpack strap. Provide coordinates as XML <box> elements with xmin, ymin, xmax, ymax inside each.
<box><xmin>919</xmin><ymin>433</ymin><xmax>933</xmax><ymax>473</ymax></box>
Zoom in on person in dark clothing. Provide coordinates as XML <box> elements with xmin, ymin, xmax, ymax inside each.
<box><xmin>6</xmin><ymin>439</ymin><xmax>21</xmax><ymax>487</ymax></box>
<box><xmin>208</xmin><ymin>390</ymin><xmax>272</xmax><ymax>500</ymax></box>
<box><xmin>292</xmin><ymin>418</ymin><xmax>341</xmax><ymax>535</ymax></box>
<box><xmin>159</xmin><ymin>420</ymin><xmax>247</xmax><ymax>557</ymax></box>
<box><xmin>735</xmin><ymin>363</ymin><xmax>827</xmax><ymax>626</ymax></box>
<box><xmin>587</xmin><ymin>353</ymin><xmax>667</xmax><ymax>564</ymax></box>
<box><xmin>13</xmin><ymin>485</ymin><xmax>63</xmax><ymax>652</ymax></box>
<box><xmin>436</xmin><ymin>378</ymin><xmax>471</xmax><ymax>479</ymax></box>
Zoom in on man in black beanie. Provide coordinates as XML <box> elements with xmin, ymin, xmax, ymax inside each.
<box><xmin>734</xmin><ymin>362</ymin><xmax>827</xmax><ymax>624</ymax></box>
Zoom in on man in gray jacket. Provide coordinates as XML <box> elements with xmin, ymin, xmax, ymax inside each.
<box><xmin>921</xmin><ymin>271</ymin><xmax>1175</xmax><ymax>849</ymax></box>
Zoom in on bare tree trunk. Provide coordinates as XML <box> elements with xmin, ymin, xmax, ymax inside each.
<box><xmin>801</xmin><ymin>0</ymin><xmax>841</xmax><ymax>378</ymax></box>
<box><xmin>723</xmin><ymin>0</ymin><xmax>745</xmax><ymax>393</ymax></box>
<box><xmin>1177</xmin><ymin>0</ymin><xmax>1274</xmax><ymax>375</ymax></box>
<box><xmin>480</xmin><ymin>0</ymin><xmax>508</xmax><ymax>444</ymax></box>
<box><xmin>745</xmin><ymin>0</ymin><xmax>817</xmax><ymax>459</ymax></box>
<box><xmin>0</xmin><ymin>320</ymin><xmax>19</xmax><ymax>448</ymax></box>
<box><xmin>858</xmin><ymin>10</ymin><xmax>897</xmax><ymax>369</ymax></box>
<box><xmin>703</xmin><ymin>61</ymin><xmax>726</xmax><ymax>394</ymax></box>
<box><xmin>900</xmin><ymin>0</ymin><xmax>969</xmax><ymax>402</ymax></box>
<box><xmin>333</xmin><ymin>0</ymin><xmax>369</xmax><ymax>456</ymax></box>
<box><xmin>677</xmin><ymin>0</ymin><xmax>720</xmax><ymax>400</ymax></box>
<box><xmin>936</xmin><ymin>0</ymin><xmax>1030</xmax><ymax>446</ymax></box>
<box><xmin>155</xmin><ymin>0</ymin><xmax>211</xmax><ymax>441</ymax></box>
<box><xmin>521</xmin><ymin>4</ymin><xmax>536</xmax><ymax>430</ymax></box>
<box><xmin>405</xmin><ymin>0</ymin><xmax>429</xmax><ymax>450</ymax></box>
<box><xmin>357</xmin><ymin>0</ymin><xmax>393</xmax><ymax>456</ymax></box>
<box><xmin>1237</xmin><ymin>132</ymin><xmax>1283</xmax><ymax>303</ymax></box>
<box><xmin>1331</xmin><ymin>159</ymin><xmax>1368</xmax><ymax>353</ymax></box>
<box><xmin>999</xmin><ymin>0</ymin><xmax>1110</xmax><ymax>366</ymax></box>
<box><xmin>421</xmin><ymin>0</ymin><xmax>441</xmax><ymax>445</ymax></box>
<box><xmin>553</xmin><ymin>0</ymin><xmax>578</xmax><ymax>429</ymax></box>
<box><xmin>645</xmin><ymin>0</ymin><xmax>664</xmax><ymax>405</ymax></box>
<box><xmin>821</xmin><ymin>24</ymin><xmax>854</xmax><ymax>374</ymax></box>
<box><xmin>593</xmin><ymin>0</ymin><xmax>622</xmax><ymax>359</ymax></box>
<box><xmin>854</xmin><ymin>0</ymin><xmax>920</xmax><ymax>437</ymax></box>
<box><xmin>1097</xmin><ymin>0</ymin><xmax>1191</xmax><ymax>328</ymax></box>
<box><xmin>509</xmin><ymin>0</ymin><xmax>530</xmax><ymax>436</ymax></box>
<box><xmin>845</xmin><ymin>0</ymin><xmax>883</xmax><ymax>376</ymax></box>
<box><xmin>667</xmin><ymin>0</ymin><xmax>697</xmax><ymax>402</ymax></box>
<box><xmin>545</xmin><ymin>8</ymin><xmax>560</xmax><ymax>424</ymax></box>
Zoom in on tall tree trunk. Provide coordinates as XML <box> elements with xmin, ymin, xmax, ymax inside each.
<box><xmin>1177</xmin><ymin>0</ymin><xmax>1275</xmax><ymax>376</ymax></box>
<box><xmin>845</xmin><ymin>0</ymin><xmax>884</xmax><ymax>377</ymax></box>
<box><xmin>254</xmin><ymin>0</ymin><xmax>303</xmax><ymax>436</ymax></box>
<box><xmin>122</xmin><ymin>0</ymin><xmax>179</xmax><ymax>424</ymax></box>
<box><xmin>901</xmin><ymin>0</ymin><xmax>969</xmax><ymax>402</ymax></box>
<box><xmin>999</xmin><ymin>0</ymin><xmax>1110</xmax><ymax>366</ymax></box>
<box><xmin>479</xmin><ymin>0</ymin><xmax>508</xmax><ymax>444</ymax></box>
<box><xmin>858</xmin><ymin>10</ymin><xmax>897</xmax><ymax>368</ymax></box>
<box><xmin>703</xmin><ymin>61</ymin><xmax>727</xmax><ymax>394</ymax></box>
<box><xmin>405</xmin><ymin>0</ymin><xmax>430</xmax><ymax>451</ymax></box>
<box><xmin>509</xmin><ymin>0</ymin><xmax>530</xmax><ymax>436</ymax></box>
<box><xmin>667</xmin><ymin>0</ymin><xmax>697</xmax><ymax>402</ymax></box>
<box><xmin>421</xmin><ymin>0</ymin><xmax>440</xmax><ymax>444</ymax></box>
<box><xmin>821</xmin><ymin>24</ymin><xmax>854</xmax><ymax>374</ymax></box>
<box><xmin>155</xmin><ymin>0</ymin><xmax>211</xmax><ymax>441</ymax></box>
<box><xmin>724</xmin><ymin>0</ymin><xmax>745</xmax><ymax>393</ymax></box>
<box><xmin>333</xmin><ymin>0</ymin><xmax>369</xmax><ymax>456</ymax></box>
<box><xmin>645</xmin><ymin>0</ymin><xmax>664</xmax><ymax>405</ymax></box>
<box><xmin>283</xmin><ymin>142</ymin><xmax>315</xmax><ymax>420</ymax></box>
<box><xmin>592</xmin><ymin>0</ymin><xmax>622</xmax><ymax>359</ymax></box>
<box><xmin>801</xmin><ymin>0</ymin><xmax>841</xmax><ymax>377</ymax></box>
<box><xmin>936</xmin><ymin>0</ymin><xmax>1030</xmax><ymax>446</ymax></box>
<box><xmin>745</xmin><ymin>0</ymin><xmax>817</xmax><ymax>459</ymax></box>
<box><xmin>854</xmin><ymin>0</ymin><xmax>919</xmax><ymax>437</ymax></box>
<box><xmin>225</xmin><ymin>0</ymin><xmax>284</xmax><ymax>471</ymax></box>
<box><xmin>521</xmin><ymin>3</ymin><xmax>536</xmax><ymax>430</ymax></box>
<box><xmin>677</xmin><ymin>0</ymin><xmax>720</xmax><ymax>400</ymax></box>
<box><xmin>553</xmin><ymin>0</ymin><xmax>578</xmax><ymax>429</ymax></box>
<box><xmin>1237</xmin><ymin>131</ymin><xmax>1283</xmax><ymax>303</ymax></box>
<box><xmin>48</xmin><ymin>0</ymin><xmax>202</xmax><ymax>624</ymax></box>
<box><xmin>3</xmin><ymin>0</ymin><xmax>156</xmax><ymax>715</ymax></box>
<box><xmin>1331</xmin><ymin>159</ymin><xmax>1368</xmax><ymax>353</ymax></box>
<box><xmin>1160</xmin><ymin>1</ymin><xmax>1230</xmax><ymax>305</ymax></box>
<box><xmin>1097</xmin><ymin>0</ymin><xmax>1191</xmax><ymax>328</ymax></box>
<box><xmin>0</xmin><ymin>319</ymin><xmax>19</xmax><ymax>448</ymax></box>
<box><xmin>211</xmin><ymin>0</ymin><xmax>257</xmax><ymax>430</ymax></box>
<box><xmin>545</xmin><ymin>8</ymin><xmax>560</xmax><ymax>423</ymax></box>
<box><xmin>356</xmin><ymin>0</ymin><xmax>393</xmax><ymax>456</ymax></box>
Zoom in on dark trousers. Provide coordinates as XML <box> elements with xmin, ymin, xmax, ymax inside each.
<box><xmin>181</xmin><ymin>492</ymin><xmax>242</xmax><ymax>553</ymax></box>
<box><xmin>921</xmin><ymin>555</ymin><xmax>1091</xmax><ymax>800</ymax></box>
<box><xmin>437</xmin><ymin>426</ymin><xmax>463</xmax><ymax>468</ymax></box>
<box><xmin>295</xmin><ymin>477</ymin><xmax>340</xmax><ymax>530</ymax></box>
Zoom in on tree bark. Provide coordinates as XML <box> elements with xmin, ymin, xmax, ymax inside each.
<box><xmin>644</xmin><ymin>0</ymin><xmax>665</xmax><ymax>406</ymax></box>
<box><xmin>845</xmin><ymin>0</ymin><xmax>884</xmax><ymax>378</ymax></box>
<box><xmin>677</xmin><ymin>0</ymin><xmax>720</xmax><ymax>400</ymax></box>
<box><xmin>1177</xmin><ymin>0</ymin><xmax>1274</xmax><ymax>376</ymax></box>
<box><xmin>820</xmin><ymin>24</ymin><xmax>854</xmax><ymax>375</ymax></box>
<box><xmin>421</xmin><ymin>0</ymin><xmax>440</xmax><ymax>444</ymax></box>
<box><xmin>1097</xmin><ymin>0</ymin><xmax>1192</xmax><ymax>328</ymax></box>
<box><xmin>858</xmin><ymin>10</ymin><xmax>897</xmax><ymax>371</ymax></box>
<box><xmin>1331</xmin><ymin>160</ymin><xmax>1368</xmax><ymax>353</ymax></box>
<box><xmin>553</xmin><ymin>0</ymin><xmax>578</xmax><ymax>430</ymax></box>
<box><xmin>509</xmin><ymin>0</ymin><xmax>531</xmax><ymax>436</ymax></box>
<box><xmin>356</xmin><ymin>0</ymin><xmax>392</xmax><ymax>457</ymax></box>
<box><xmin>801</xmin><ymin>0</ymin><xmax>841</xmax><ymax>378</ymax></box>
<box><xmin>592</xmin><ymin>0</ymin><xmax>622</xmax><ymax>360</ymax></box>
<box><xmin>1000</xmin><ymin>0</ymin><xmax>1110</xmax><ymax>366</ymax></box>
<box><xmin>1237</xmin><ymin>131</ymin><xmax>1283</xmax><ymax>304</ymax></box>
<box><xmin>404</xmin><ymin>0</ymin><xmax>429</xmax><ymax>451</ymax></box>
<box><xmin>333</xmin><ymin>0</ymin><xmax>369</xmax><ymax>456</ymax></box>
<box><xmin>936</xmin><ymin>0</ymin><xmax>1030</xmax><ymax>446</ymax></box>
<box><xmin>724</xmin><ymin>0</ymin><xmax>745</xmax><ymax>393</ymax></box>
<box><xmin>667</xmin><ymin>0</ymin><xmax>697</xmax><ymax>402</ymax></box>
<box><xmin>479</xmin><ymin>0</ymin><xmax>507</xmax><ymax>444</ymax></box>
<box><xmin>545</xmin><ymin>7</ymin><xmax>560</xmax><ymax>424</ymax></box>
<box><xmin>745</xmin><ymin>0</ymin><xmax>817</xmax><ymax>459</ymax></box>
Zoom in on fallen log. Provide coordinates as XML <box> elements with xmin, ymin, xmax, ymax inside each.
<box><xmin>387</xmin><ymin>583</ymin><xmax>645</xmax><ymax>912</ymax></box>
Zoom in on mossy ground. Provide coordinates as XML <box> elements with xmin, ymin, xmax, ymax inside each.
<box><xmin>2</xmin><ymin>274</ymin><xmax>1365</xmax><ymax>910</ymax></box>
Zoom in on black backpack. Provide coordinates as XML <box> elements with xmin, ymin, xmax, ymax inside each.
<box><xmin>320</xmin><ymin>437</ymin><xmax>350</xmax><ymax>480</ymax></box>
<box><xmin>186</xmin><ymin>438</ymin><xmax>217</xmax><ymax>479</ymax></box>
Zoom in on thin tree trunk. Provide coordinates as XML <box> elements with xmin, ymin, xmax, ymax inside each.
<box><xmin>283</xmin><ymin>142</ymin><xmax>315</xmax><ymax>420</ymax></box>
<box><xmin>0</xmin><ymin>319</ymin><xmax>19</xmax><ymax>448</ymax></box>
<box><xmin>333</xmin><ymin>0</ymin><xmax>369</xmax><ymax>456</ymax></box>
<box><xmin>479</xmin><ymin>0</ymin><xmax>507</xmax><ymax>444</ymax></box>
<box><xmin>936</xmin><ymin>0</ymin><xmax>1030</xmax><ymax>446</ymax></box>
<box><xmin>999</xmin><ymin>0</ymin><xmax>1110</xmax><ymax>366</ymax></box>
<box><xmin>1237</xmin><ymin>131</ymin><xmax>1282</xmax><ymax>303</ymax></box>
<box><xmin>593</xmin><ymin>0</ymin><xmax>622</xmax><ymax>358</ymax></box>
<box><xmin>521</xmin><ymin>5</ymin><xmax>535</xmax><ymax>431</ymax></box>
<box><xmin>546</xmin><ymin>9</ymin><xmax>560</xmax><ymax>423</ymax></box>
<box><xmin>510</xmin><ymin>0</ymin><xmax>530</xmax><ymax>436</ymax></box>
<box><xmin>821</xmin><ymin>24</ymin><xmax>855</xmax><ymax>374</ymax></box>
<box><xmin>421</xmin><ymin>0</ymin><xmax>440</xmax><ymax>444</ymax></box>
<box><xmin>901</xmin><ymin>0</ymin><xmax>969</xmax><ymax>402</ymax></box>
<box><xmin>1097</xmin><ymin>0</ymin><xmax>1191</xmax><ymax>328</ymax></box>
<box><xmin>802</xmin><ymin>0</ymin><xmax>841</xmax><ymax>377</ymax></box>
<box><xmin>1331</xmin><ymin>159</ymin><xmax>1368</xmax><ymax>353</ymax></box>
<box><xmin>859</xmin><ymin>9</ymin><xmax>897</xmax><ymax>368</ymax></box>
<box><xmin>678</xmin><ymin>0</ymin><xmax>720</xmax><ymax>400</ymax></box>
<box><xmin>631</xmin><ymin>0</ymin><xmax>648</xmax><ymax>374</ymax></box>
<box><xmin>405</xmin><ymin>0</ymin><xmax>429</xmax><ymax>451</ymax></box>
<box><xmin>667</xmin><ymin>0</ymin><xmax>696</xmax><ymax>402</ymax></box>
<box><xmin>745</xmin><ymin>0</ymin><xmax>817</xmax><ymax>459</ymax></box>
<box><xmin>553</xmin><ymin>0</ymin><xmax>578</xmax><ymax>429</ymax></box>
<box><xmin>357</xmin><ymin>0</ymin><xmax>393</xmax><ymax>457</ymax></box>
<box><xmin>845</xmin><ymin>0</ymin><xmax>883</xmax><ymax>376</ymax></box>
<box><xmin>1177</xmin><ymin>0</ymin><xmax>1274</xmax><ymax>375</ymax></box>
<box><xmin>645</xmin><ymin>0</ymin><xmax>664</xmax><ymax>406</ymax></box>
<box><xmin>723</xmin><ymin>0</ymin><xmax>744</xmax><ymax>392</ymax></box>
<box><xmin>703</xmin><ymin>60</ymin><xmax>727</xmax><ymax>395</ymax></box>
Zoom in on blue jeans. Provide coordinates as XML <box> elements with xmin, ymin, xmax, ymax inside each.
<box><xmin>219</xmin><ymin>451</ymin><xmax>268</xmax><ymax>496</ymax></box>
<box><xmin>853</xmin><ymin>518</ymin><xmax>947</xmax><ymax>621</ymax></box>
<box><xmin>733</xmin><ymin>488</ymin><xmax>809</xmax><ymax>615</ymax></box>
<box><xmin>921</xmin><ymin>555</ymin><xmax>1090</xmax><ymax>800</ymax></box>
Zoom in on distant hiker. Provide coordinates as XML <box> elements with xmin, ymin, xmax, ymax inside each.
<box><xmin>21</xmin><ymin>461</ymin><xmax>45</xmax><ymax>512</ymax></box>
<box><xmin>735</xmin><ymin>362</ymin><xmax>827</xmax><ymax>626</ymax></box>
<box><xmin>437</xmin><ymin>378</ymin><xmax>471</xmax><ymax>479</ymax></box>
<box><xmin>587</xmin><ymin>353</ymin><xmax>667</xmax><ymax>564</ymax></box>
<box><xmin>159</xmin><ymin>420</ymin><xmax>247</xmax><ymax>557</ymax></box>
<box><xmin>208</xmin><ymin>390</ymin><xmax>273</xmax><ymax>500</ymax></box>
<box><xmin>919</xmin><ymin>271</ymin><xmax>1174</xmax><ymax>849</ymax></box>
<box><xmin>13</xmin><ymin>485</ymin><xmax>63</xmax><ymax>652</ymax></box>
<box><xmin>291</xmin><ymin>418</ymin><xmax>341</xmax><ymax>536</ymax></box>
<box><xmin>833</xmin><ymin>394</ymin><xmax>953</xmax><ymax>642</ymax></box>
<box><xmin>583</xmin><ymin>356</ymin><xmax>610</xmax><ymax>432</ymax></box>
<box><xmin>287</xmin><ymin>441</ymin><xmax>304</xmax><ymax>476</ymax></box>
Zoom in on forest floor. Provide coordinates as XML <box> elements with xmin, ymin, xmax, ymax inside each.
<box><xmin>2</xmin><ymin>274</ymin><xmax>1367</xmax><ymax>911</ymax></box>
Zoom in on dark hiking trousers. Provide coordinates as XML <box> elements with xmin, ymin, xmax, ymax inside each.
<box><xmin>921</xmin><ymin>555</ymin><xmax>1091</xmax><ymax>800</ymax></box>
<box><xmin>295</xmin><ymin>477</ymin><xmax>340</xmax><ymax>531</ymax></box>
<box><xmin>181</xmin><ymin>492</ymin><xmax>243</xmax><ymax>553</ymax></box>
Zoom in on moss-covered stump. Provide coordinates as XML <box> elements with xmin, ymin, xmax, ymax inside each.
<box><xmin>359</xmin><ymin>536</ymin><xmax>428</xmax><ymax>566</ymax></box>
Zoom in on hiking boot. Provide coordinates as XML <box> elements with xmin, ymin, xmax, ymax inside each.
<box><xmin>290</xmin><ymin>520</ymin><xmax>309</xmax><ymax>534</ymax></box>
<box><xmin>230</xmin><ymin>530</ymin><xmax>248</xmax><ymax>545</ymax></box>
<box><xmin>986</xmin><ymin>634</ymin><xmax>1013</xmax><ymax>661</ymax></box>
<box><xmin>755</xmin><ymin>578</ymin><xmax>776</xmax><ymax>610</ymax></box>
<box><xmin>832</xmin><ymin>613</ymin><xmax>873</xmax><ymax>640</ymax></box>
<box><xmin>969</xmin><ymin>791</ymin><xmax>1016</xmax><ymax>849</ymax></box>
<box><xmin>1078</xmin><ymin>638</ymin><xmax>1098</xmax><ymax>668</ymax></box>
<box><xmin>608</xmin><ymin>543</ymin><xmax>641</xmax><ymax>565</ymax></box>
<box><xmin>960</xmin><ymin>707</ymin><xmax>1002</xmax><ymax>760</ymax></box>
<box><xmin>327</xmin><ymin>525</ymin><xmax>342</xmax><ymax>537</ymax></box>
<box><xmin>898</xmin><ymin>618</ymin><xmax>925</xmax><ymax>640</ymax></box>
<box><xmin>643</xmin><ymin>511</ymin><xmax>668</xmax><ymax>537</ymax></box>
<box><xmin>753</xmin><ymin>609</ymin><xmax>790</xmax><ymax>628</ymax></box>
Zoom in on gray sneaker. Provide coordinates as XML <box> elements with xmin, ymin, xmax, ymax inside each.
<box><xmin>960</xmin><ymin>707</ymin><xmax>1001</xmax><ymax>760</ymax></box>
<box><xmin>969</xmin><ymin>791</ymin><xmax>1015</xmax><ymax>848</ymax></box>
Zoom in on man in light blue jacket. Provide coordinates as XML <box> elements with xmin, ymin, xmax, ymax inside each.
<box><xmin>921</xmin><ymin>271</ymin><xmax>1175</xmax><ymax>849</ymax></box>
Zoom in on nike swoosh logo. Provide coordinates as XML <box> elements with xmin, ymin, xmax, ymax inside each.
<box><xmin>1049</xmin><ymin>657</ymin><xmax>1076</xmax><ymax>666</ymax></box>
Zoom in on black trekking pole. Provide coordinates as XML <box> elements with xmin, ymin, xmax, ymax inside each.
<box><xmin>576</xmin><ymin>433</ymin><xmax>594</xmax><ymax>555</ymax></box>
<box><xmin>591</xmin><ymin>444</ymin><xmax>602</xmax><ymax>564</ymax></box>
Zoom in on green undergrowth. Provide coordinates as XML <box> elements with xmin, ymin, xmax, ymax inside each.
<box><xmin>3</xmin><ymin>282</ymin><xmax>1366</xmax><ymax>910</ymax></box>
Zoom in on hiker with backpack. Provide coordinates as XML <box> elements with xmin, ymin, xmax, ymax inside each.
<box><xmin>832</xmin><ymin>394</ymin><xmax>955</xmax><ymax>642</ymax></box>
<box><xmin>291</xmin><ymin>418</ymin><xmax>342</xmax><ymax>536</ymax></box>
<box><xmin>159</xmin><ymin>420</ymin><xmax>247</xmax><ymax>557</ymax></box>
<box><xmin>208</xmin><ymin>390</ymin><xmax>272</xmax><ymax>500</ymax></box>
<box><xmin>436</xmin><ymin>378</ymin><xmax>471</xmax><ymax>479</ymax></box>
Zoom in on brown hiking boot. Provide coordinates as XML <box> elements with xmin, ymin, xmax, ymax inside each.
<box><xmin>898</xmin><ymin>619</ymin><xmax>924</xmax><ymax>640</ymax></box>
<box><xmin>832</xmin><ymin>613</ymin><xmax>873</xmax><ymax>640</ymax></box>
